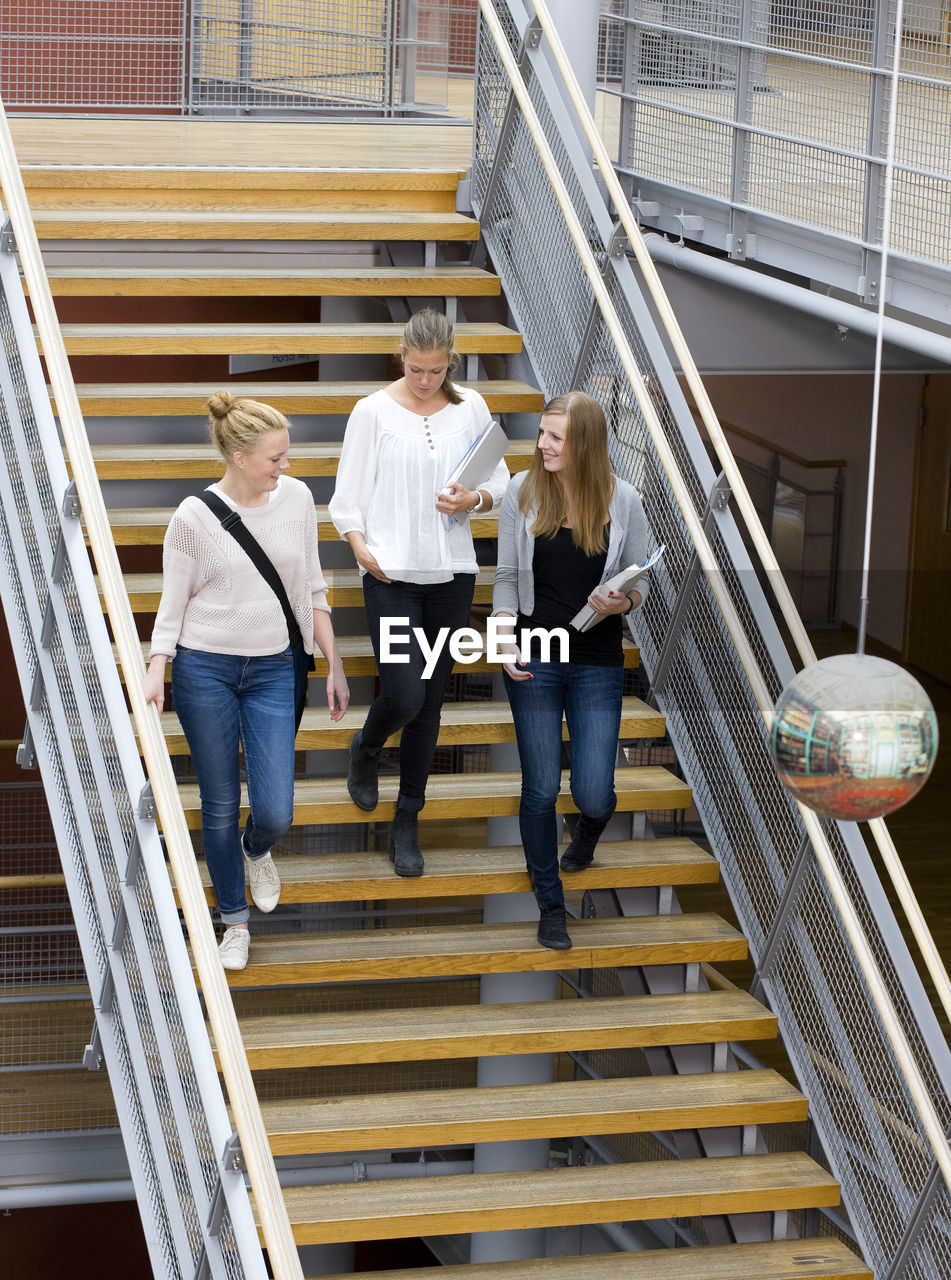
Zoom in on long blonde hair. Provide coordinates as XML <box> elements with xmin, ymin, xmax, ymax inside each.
<box><xmin>520</xmin><ymin>391</ymin><xmax>614</xmax><ymax>555</ymax></box>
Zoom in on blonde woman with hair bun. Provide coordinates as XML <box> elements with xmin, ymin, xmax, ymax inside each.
<box><xmin>144</xmin><ymin>392</ymin><xmax>349</xmax><ymax>972</ymax></box>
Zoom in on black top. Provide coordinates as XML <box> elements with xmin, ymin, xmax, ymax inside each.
<box><xmin>517</xmin><ymin>524</ymin><xmax>623</xmax><ymax>666</ymax></box>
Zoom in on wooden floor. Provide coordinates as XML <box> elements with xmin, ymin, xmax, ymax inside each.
<box><xmin>8</xmin><ymin>82</ymin><xmax>476</xmax><ymax>171</ymax></box>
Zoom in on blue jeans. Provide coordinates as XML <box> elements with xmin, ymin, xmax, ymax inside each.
<box><xmin>503</xmin><ymin>661</ymin><xmax>624</xmax><ymax>909</ymax></box>
<box><xmin>362</xmin><ymin>573</ymin><xmax>475</xmax><ymax>809</ymax></box>
<box><xmin>172</xmin><ymin>646</ymin><xmax>297</xmax><ymax>924</ymax></box>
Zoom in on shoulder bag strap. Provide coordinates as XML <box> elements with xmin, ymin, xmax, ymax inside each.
<box><xmin>196</xmin><ymin>489</ymin><xmax>302</xmax><ymax>650</ymax></box>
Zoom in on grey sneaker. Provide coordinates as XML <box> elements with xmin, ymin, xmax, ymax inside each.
<box><xmin>219</xmin><ymin>926</ymin><xmax>250</xmax><ymax>971</ymax></box>
<box><xmin>245</xmin><ymin>849</ymin><xmax>281</xmax><ymax>912</ymax></box>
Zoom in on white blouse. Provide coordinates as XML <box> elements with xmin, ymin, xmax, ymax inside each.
<box><xmin>329</xmin><ymin>387</ymin><xmax>510</xmax><ymax>584</ymax></box>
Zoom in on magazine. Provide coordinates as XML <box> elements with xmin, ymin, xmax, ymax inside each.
<box><xmin>440</xmin><ymin>420</ymin><xmax>508</xmax><ymax>529</ymax></box>
<box><xmin>570</xmin><ymin>544</ymin><xmax>665</xmax><ymax>633</ymax></box>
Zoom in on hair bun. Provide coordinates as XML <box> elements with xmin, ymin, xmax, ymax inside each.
<box><xmin>206</xmin><ymin>390</ymin><xmax>237</xmax><ymax>421</ymax></box>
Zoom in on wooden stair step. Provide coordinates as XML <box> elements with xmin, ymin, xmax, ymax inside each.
<box><xmin>50</xmin><ymin>320</ymin><xmax>519</xmax><ymax>357</ymax></box>
<box><xmin>185</xmin><ymin>839</ymin><xmax>718</xmax><ymax>907</ymax></box>
<box><xmin>31</xmin><ymin>209</ymin><xmax>480</xmax><ymax>241</ymax></box>
<box><xmin>160</xmin><ymin>695</ymin><xmax>665</xmax><ymax>754</ymax></box>
<box><xmin>78</xmin><ymin>378</ymin><xmax>540</xmax><ymax>419</ymax></box>
<box><xmin>22</xmin><ymin>165</ymin><xmax>467</xmax><ymax>194</ymax></box>
<box><xmin>222</xmin><ymin>913</ymin><xmax>747</xmax><ymax>988</ymax></box>
<box><xmin>233</xmin><ymin>989</ymin><xmax>776</xmax><ymax>1070</ymax></box>
<box><xmin>311</xmin><ymin>1238</ymin><xmax>871</xmax><ymax>1280</ymax></box>
<box><xmin>108</xmin><ymin>501</ymin><xmax>502</xmax><ymax>544</ymax></box>
<box><xmin>85</xmin><ymin>436</ymin><xmax>535</xmax><ymax>479</ymax></box>
<box><xmin>121</xmin><ymin>635</ymin><xmax>640</xmax><ymax>682</ymax></box>
<box><xmin>261</xmin><ymin>1067</ymin><xmax>806</xmax><ymax>1155</ymax></box>
<box><xmin>0</xmin><ymin>1068</ymin><xmax>118</xmax><ymax>1134</ymax></box>
<box><xmin>177</xmin><ymin>766</ymin><xmax>693</xmax><ymax>828</ymax></box>
<box><xmin>270</xmin><ymin>1152</ymin><xmax>839</xmax><ymax>1245</ymax></box>
<box><xmin>29</xmin><ymin>190</ymin><xmax>458</xmax><ymax>215</ymax></box>
<box><xmin>45</xmin><ymin>266</ymin><xmax>501</xmax><ymax>298</ymax></box>
<box><xmin>115</xmin><ymin>567</ymin><xmax>497</xmax><ymax>611</ymax></box>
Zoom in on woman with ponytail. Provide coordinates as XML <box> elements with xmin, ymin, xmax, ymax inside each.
<box><xmin>329</xmin><ymin>309</ymin><xmax>509</xmax><ymax>877</ymax></box>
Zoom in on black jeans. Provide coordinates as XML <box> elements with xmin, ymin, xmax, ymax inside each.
<box><xmin>362</xmin><ymin>572</ymin><xmax>476</xmax><ymax>809</ymax></box>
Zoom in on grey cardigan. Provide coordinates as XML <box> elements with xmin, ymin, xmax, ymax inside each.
<box><xmin>492</xmin><ymin>470</ymin><xmax>652</xmax><ymax>620</ymax></box>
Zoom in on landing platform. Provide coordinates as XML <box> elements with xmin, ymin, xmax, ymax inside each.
<box><xmin>7</xmin><ymin>92</ymin><xmax>475</xmax><ymax>172</ymax></box>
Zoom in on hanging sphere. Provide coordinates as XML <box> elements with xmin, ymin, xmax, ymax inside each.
<box><xmin>770</xmin><ymin>654</ymin><xmax>938</xmax><ymax>821</ymax></box>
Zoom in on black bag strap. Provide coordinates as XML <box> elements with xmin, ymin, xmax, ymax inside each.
<box><xmin>197</xmin><ymin>489</ymin><xmax>303</xmax><ymax>650</ymax></box>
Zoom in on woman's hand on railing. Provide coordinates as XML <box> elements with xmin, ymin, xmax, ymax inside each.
<box><xmin>143</xmin><ymin>655</ymin><xmax>168</xmax><ymax>713</ymax></box>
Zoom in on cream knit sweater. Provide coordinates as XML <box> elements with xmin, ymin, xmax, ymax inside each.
<box><xmin>149</xmin><ymin>476</ymin><xmax>328</xmax><ymax>660</ymax></box>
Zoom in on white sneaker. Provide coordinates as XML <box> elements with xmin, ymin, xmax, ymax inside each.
<box><xmin>219</xmin><ymin>926</ymin><xmax>249</xmax><ymax>971</ymax></box>
<box><xmin>245</xmin><ymin>849</ymin><xmax>281</xmax><ymax>912</ymax></box>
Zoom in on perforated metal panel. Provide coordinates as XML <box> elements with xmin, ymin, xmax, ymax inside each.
<box><xmin>0</xmin><ymin>0</ymin><xmax>451</xmax><ymax>116</ymax></box>
<box><xmin>599</xmin><ymin>0</ymin><xmax>951</xmax><ymax>300</ymax></box>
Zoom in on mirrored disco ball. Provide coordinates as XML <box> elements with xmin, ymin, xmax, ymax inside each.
<box><xmin>771</xmin><ymin>654</ymin><xmax>938</xmax><ymax>821</ymax></box>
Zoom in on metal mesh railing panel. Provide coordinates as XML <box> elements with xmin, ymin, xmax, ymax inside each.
<box><xmin>0</xmin><ymin>0</ymin><xmax>186</xmax><ymax>110</ymax></box>
<box><xmin>0</xmin><ymin>229</ymin><xmax>253</xmax><ymax>1275</ymax></box>
<box><xmin>0</xmin><ymin>0</ymin><xmax>450</xmax><ymax>117</ymax></box>
<box><xmin>476</xmin><ymin>5</ymin><xmax>951</xmax><ymax>1275</ymax></box>
<box><xmin>602</xmin><ymin>1</ymin><xmax>951</xmax><ymax>279</ymax></box>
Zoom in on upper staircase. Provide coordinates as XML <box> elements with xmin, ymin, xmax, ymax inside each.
<box><xmin>16</xmin><ymin>161</ymin><xmax>871</xmax><ymax>1279</ymax></box>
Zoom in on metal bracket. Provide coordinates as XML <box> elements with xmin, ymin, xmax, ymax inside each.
<box><xmin>16</xmin><ymin>722</ymin><xmax>37</xmax><ymax>770</ymax></box>
<box><xmin>205</xmin><ymin>1131</ymin><xmax>245</xmax><ymax>1242</ymax></box>
<box><xmin>525</xmin><ymin>16</ymin><xmax>542</xmax><ymax>50</ymax></box>
<box><xmin>607</xmin><ymin>223</ymin><xmax>629</xmax><ymax>259</ymax></box>
<box><xmin>62</xmin><ymin>480</ymin><xmax>81</xmax><ymax>521</ymax></box>
<box><xmin>137</xmin><ymin>780</ymin><xmax>156</xmax><ymax>822</ymax></box>
<box><xmin>111</xmin><ymin>899</ymin><xmax>129</xmax><ymax>955</ymax></box>
<box><xmin>675</xmin><ymin>212</ymin><xmax>705</xmax><ymax>239</ymax></box>
<box><xmin>97</xmin><ymin>964</ymin><xmax>116</xmax><ymax>1015</ymax></box>
<box><xmin>40</xmin><ymin>597</ymin><xmax>56</xmax><ymax>649</ymax></box>
<box><xmin>27</xmin><ymin>664</ymin><xmax>45</xmax><ymax>712</ymax></box>
<box><xmin>0</xmin><ymin>220</ymin><xmax>14</xmax><ymax>255</ymax></box>
<box><xmin>124</xmin><ymin>831</ymin><xmax>142</xmax><ymax>887</ymax></box>
<box><xmin>82</xmin><ymin>1021</ymin><xmax>104</xmax><ymax>1071</ymax></box>
<box><xmin>221</xmin><ymin>1130</ymin><xmax>245</xmax><ymax>1175</ymax></box>
<box><xmin>710</xmin><ymin>474</ymin><xmax>732</xmax><ymax>511</ymax></box>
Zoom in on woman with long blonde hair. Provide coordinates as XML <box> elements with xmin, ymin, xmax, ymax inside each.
<box><xmin>492</xmin><ymin>391</ymin><xmax>650</xmax><ymax>949</ymax></box>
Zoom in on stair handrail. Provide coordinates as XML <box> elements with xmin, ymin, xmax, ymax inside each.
<box><xmin>521</xmin><ymin>0</ymin><xmax>951</xmax><ymax>1042</ymax></box>
<box><xmin>0</xmin><ymin>99</ymin><xmax>304</xmax><ymax>1280</ymax></box>
<box><xmin>477</xmin><ymin>0</ymin><xmax>951</xmax><ymax>1201</ymax></box>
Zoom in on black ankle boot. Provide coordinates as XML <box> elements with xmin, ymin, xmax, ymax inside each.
<box><xmin>559</xmin><ymin>814</ymin><xmax>607</xmax><ymax>873</ymax></box>
<box><xmin>389</xmin><ymin>808</ymin><xmax>424</xmax><ymax>877</ymax></box>
<box><xmin>347</xmin><ymin>729</ymin><xmax>380</xmax><ymax>811</ymax></box>
<box><xmin>537</xmin><ymin>903</ymin><xmax>572</xmax><ymax>950</ymax></box>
